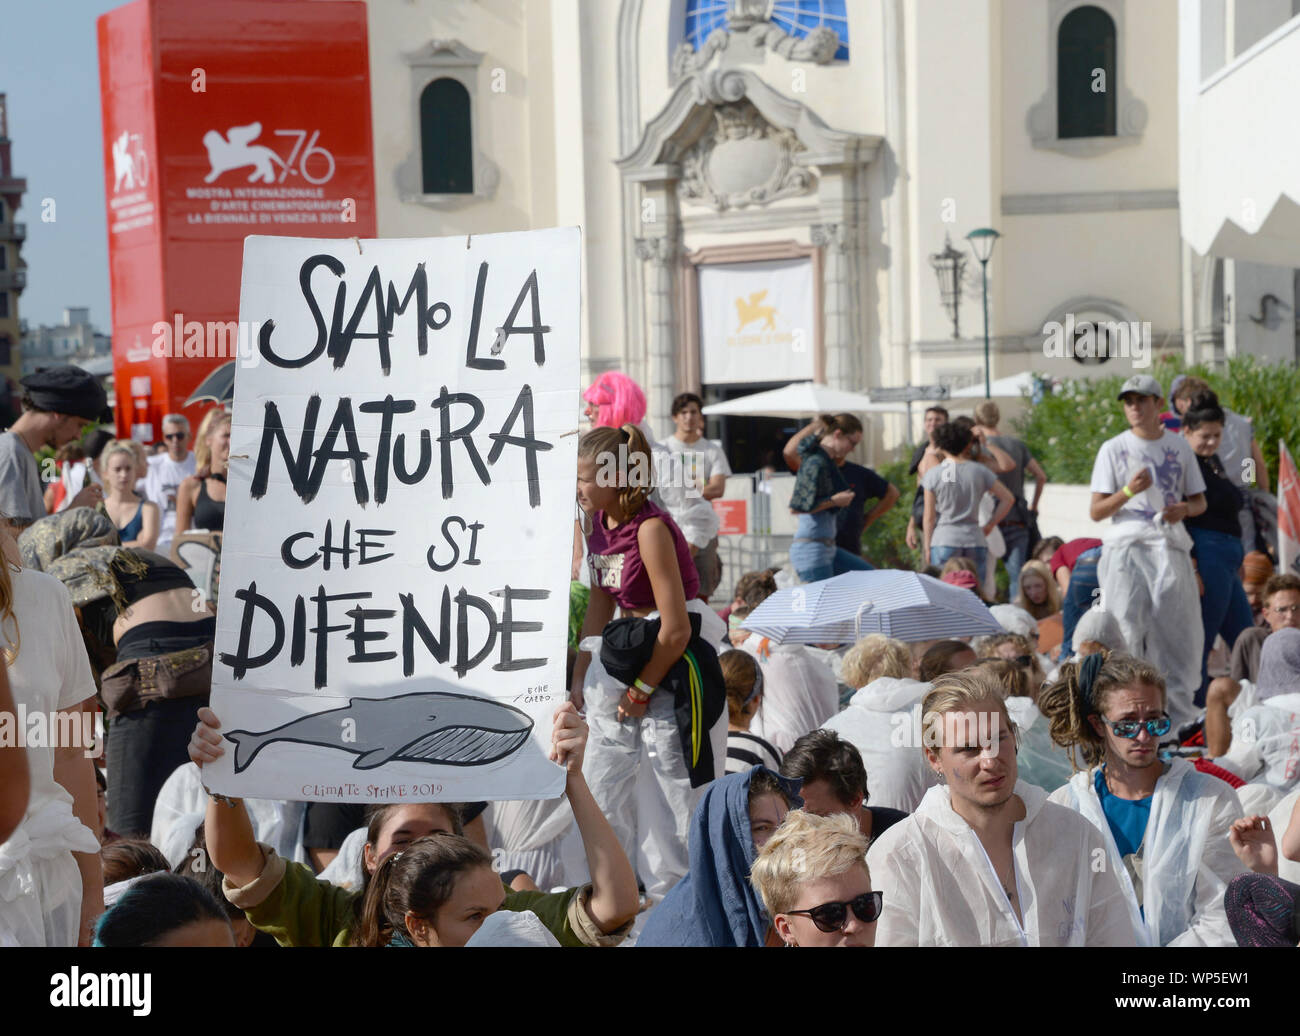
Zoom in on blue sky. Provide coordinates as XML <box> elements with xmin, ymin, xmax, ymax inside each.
<box><xmin>2</xmin><ymin>0</ymin><xmax>125</xmax><ymax>330</ymax></box>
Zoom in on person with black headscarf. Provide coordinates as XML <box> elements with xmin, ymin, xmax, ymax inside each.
<box><xmin>0</xmin><ymin>367</ymin><xmax>108</xmax><ymax>528</ymax></box>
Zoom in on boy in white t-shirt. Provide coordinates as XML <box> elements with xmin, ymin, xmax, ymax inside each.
<box><xmin>1089</xmin><ymin>375</ymin><xmax>1207</xmax><ymax>730</ymax></box>
<box><xmin>660</xmin><ymin>393</ymin><xmax>732</xmax><ymax>601</ymax></box>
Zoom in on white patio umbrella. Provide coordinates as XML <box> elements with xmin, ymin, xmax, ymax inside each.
<box><xmin>741</xmin><ymin>569</ymin><xmax>1003</xmax><ymax>645</ymax></box>
<box><xmin>701</xmin><ymin>382</ymin><xmax>912</xmax><ymax>418</ymax></box>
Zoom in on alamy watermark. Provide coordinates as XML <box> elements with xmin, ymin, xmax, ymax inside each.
<box><xmin>594</xmin><ymin>445</ymin><xmax>715</xmax><ymax>499</ymax></box>
<box><xmin>1042</xmin><ymin>313</ymin><xmax>1151</xmax><ymax>368</ymax></box>
<box><xmin>151</xmin><ymin>313</ymin><xmax>262</xmax><ymax>365</ymax></box>
<box><xmin>889</xmin><ymin>706</ymin><xmax>1002</xmax><ymax>752</ymax></box>
<box><xmin>50</xmin><ymin>968</ymin><xmax>150</xmax><ymax>1016</ymax></box>
<box><xmin>0</xmin><ymin>707</ymin><xmax>102</xmax><ymax>758</ymax></box>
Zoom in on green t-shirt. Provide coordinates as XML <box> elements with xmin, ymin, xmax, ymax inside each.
<box><xmin>244</xmin><ymin>856</ymin><xmax>588</xmax><ymax>947</ymax></box>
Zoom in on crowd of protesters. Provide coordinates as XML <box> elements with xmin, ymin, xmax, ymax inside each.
<box><xmin>1</xmin><ymin>364</ymin><xmax>1298</xmax><ymax>950</ymax></box>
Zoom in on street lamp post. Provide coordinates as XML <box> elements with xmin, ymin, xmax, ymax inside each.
<box><xmin>966</xmin><ymin>227</ymin><xmax>1000</xmax><ymax>400</ymax></box>
<box><xmin>928</xmin><ymin>235</ymin><xmax>967</xmax><ymax>339</ymax></box>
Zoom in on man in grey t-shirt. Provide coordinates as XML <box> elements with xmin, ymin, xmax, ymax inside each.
<box><xmin>0</xmin><ymin>368</ymin><xmax>108</xmax><ymax>528</ymax></box>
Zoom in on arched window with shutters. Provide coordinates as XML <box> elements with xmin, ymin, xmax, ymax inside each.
<box><xmin>420</xmin><ymin>77</ymin><xmax>474</xmax><ymax>195</ymax></box>
<box><xmin>398</xmin><ymin>40</ymin><xmax>499</xmax><ymax>207</ymax></box>
<box><xmin>1057</xmin><ymin>5</ymin><xmax>1117</xmax><ymax>138</ymax></box>
<box><xmin>1027</xmin><ymin>0</ymin><xmax>1146</xmax><ymax>155</ymax></box>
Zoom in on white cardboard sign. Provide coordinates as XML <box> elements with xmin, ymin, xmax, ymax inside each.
<box><xmin>204</xmin><ymin>229</ymin><xmax>579</xmax><ymax>803</ymax></box>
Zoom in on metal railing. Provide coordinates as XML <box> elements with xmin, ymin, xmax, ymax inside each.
<box><xmin>716</xmin><ymin>532</ymin><xmax>793</xmax><ymax>606</ymax></box>
<box><xmin>0</xmin><ymin>269</ymin><xmax>26</xmax><ymax>289</ymax></box>
<box><xmin>713</xmin><ymin>472</ymin><xmax>796</xmax><ymax>604</ymax></box>
<box><xmin>0</xmin><ymin>221</ymin><xmax>24</xmax><ymax>241</ymax></box>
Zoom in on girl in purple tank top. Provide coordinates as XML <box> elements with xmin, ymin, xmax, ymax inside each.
<box><xmin>571</xmin><ymin>423</ymin><xmax>716</xmax><ymax>897</ymax></box>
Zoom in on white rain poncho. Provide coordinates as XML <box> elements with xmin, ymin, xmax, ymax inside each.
<box><xmin>465</xmin><ymin>909</ymin><xmax>561</xmax><ymax>947</ymax></box>
<box><xmin>149</xmin><ymin>762</ymin><xmax>309</xmax><ymax>870</ymax></box>
<box><xmin>801</xmin><ymin>644</ymin><xmax>853</xmax><ymax>711</ymax></box>
<box><xmin>580</xmin><ymin>599</ymin><xmax>728</xmax><ymax>898</ymax></box>
<box><xmin>1049</xmin><ymin>759</ymin><xmax>1246</xmax><ymax>946</ymax></box>
<box><xmin>821</xmin><ymin>677</ymin><xmax>938</xmax><ymax>811</ymax></box>
<box><xmin>1255</xmin><ymin>627</ymin><xmax>1300</xmax><ymax>702</ymax></box>
<box><xmin>867</xmin><ymin>780</ymin><xmax>1135</xmax><ymax>946</ymax></box>
<box><xmin>1096</xmin><ymin>520</ymin><xmax>1203</xmax><ymax>730</ymax></box>
<box><xmin>986</xmin><ymin>604</ymin><xmax>1038</xmax><ymax>641</ymax></box>
<box><xmin>1004</xmin><ymin>697</ymin><xmax>1075</xmax><ymax>793</ymax></box>
<box><xmin>482</xmin><ymin>798</ymin><xmax>587</xmax><ymax>891</ymax></box>
<box><xmin>317</xmin><ymin>826</ymin><xmax>367</xmax><ymax>890</ymax></box>
<box><xmin>1071</xmin><ymin>608</ymin><xmax>1128</xmax><ymax>653</ymax></box>
<box><xmin>1216</xmin><ymin>691</ymin><xmax>1300</xmax><ymax>794</ymax></box>
<box><xmin>0</xmin><ymin>567</ymin><xmax>100</xmax><ymax>947</ymax></box>
<box><xmin>0</xmin><ymin>808</ymin><xmax>97</xmax><ymax>947</ymax></box>
<box><xmin>741</xmin><ymin>638</ymin><xmax>839</xmax><ymax>755</ymax></box>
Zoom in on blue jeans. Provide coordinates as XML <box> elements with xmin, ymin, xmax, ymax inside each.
<box><xmin>790</xmin><ymin>542</ymin><xmax>874</xmax><ymax>583</ymax></box>
<box><xmin>1060</xmin><ymin>547</ymin><xmax>1101</xmax><ymax>657</ymax></box>
<box><xmin>1189</xmin><ymin>527</ymin><xmax>1254</xmax><ymax>706</ymax></box>
<box><xmin>930</xmin><ymin>544</ymin><xmax>988</xmax><ymax>586</ymax></box>
<box><xmin>1001</xmin><ymin>523</ymin><xmax>1031</xmax><ymax>602</ymax></box>
<box><xmin>792</xmin><ymin>510</ymin><xmax>875</xmax><ymax>582</ymax></box>
<box><xmin>106</xmin><ymin>696</ymin><xmax>209</xmax><ymax>836</ymax></box>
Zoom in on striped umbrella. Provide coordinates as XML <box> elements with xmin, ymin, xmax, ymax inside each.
<box><xmin>742</xmin><ymin>570</ymin><xmax>1003</xmax><ymax>645</ymax></box>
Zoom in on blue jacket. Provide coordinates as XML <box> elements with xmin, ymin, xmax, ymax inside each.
<box><xmin>638</xmin><ymin>766</ymin><xmax>802</xmax><ymax>947</ymax></box>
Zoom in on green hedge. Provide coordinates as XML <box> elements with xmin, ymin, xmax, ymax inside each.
<box><xmin>1013</xmin><ymin>355</ymin><xmax>1300</xmax><ymax>486</ymax></box>
<box><xmin>861</xmin><ymin>458</ymin><xmax>922</xmax><ymax>571</ymax></box>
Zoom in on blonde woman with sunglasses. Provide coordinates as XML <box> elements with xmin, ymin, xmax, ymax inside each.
<box><xmin>750</xmin><ymin>810</ymin><xmax>879</xmax><ymax>947</ymax></box>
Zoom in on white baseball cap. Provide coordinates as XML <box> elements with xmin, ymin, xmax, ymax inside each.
<box><xmin>1117</xmin><ymin>375</ymin><xmax>1163</xmax><ymax>400</ymax></box>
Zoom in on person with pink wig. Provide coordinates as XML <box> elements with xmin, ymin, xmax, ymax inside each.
<box><xmin>583</xmin><ymin>372</ymin><xmax>647</xmax><ymax>431</ymax></box>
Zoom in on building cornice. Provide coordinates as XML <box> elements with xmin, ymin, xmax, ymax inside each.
<box><xmin>1001</xmin><ymin>189</ymin><xmax>1178</xmax><ymax>215</ymax></box>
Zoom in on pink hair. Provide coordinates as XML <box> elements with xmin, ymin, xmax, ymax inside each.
<box><xmin>582</xmin><ymin>372</ymin><xmax>646</xmax><ymax>429</ymax></box>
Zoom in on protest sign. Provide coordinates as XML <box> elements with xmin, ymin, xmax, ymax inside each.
<box><xmin>203</xmin><ymin>228</ymin><xmax>579</xmax><ymax>802</ymax></box>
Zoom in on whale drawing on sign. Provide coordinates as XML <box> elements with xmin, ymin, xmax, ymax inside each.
<box><xmin>224</xmin><ymin>692</ymin><xmax>534</xmax><ymax>773</ymax></box>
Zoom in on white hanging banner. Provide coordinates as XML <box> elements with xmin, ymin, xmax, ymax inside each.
<box><xmin>204</xmin><ymin>228</ymin><xmax>580</xmax><ymax>803</ymax></box>
<box><xmin>698</xmin><ymin>258</ymin><xmax>816</xmax><ymax>385</ymax></box>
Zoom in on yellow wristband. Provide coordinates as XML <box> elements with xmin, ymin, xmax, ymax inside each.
<box><xmin>1121</xmin><ymin>485</ymin><xmax>1135</xmax><ymax>498</ymax></box>
<box><xmin>634</xmin><ymin>677</ymin><xmax>654</xmax><ymax>694</ymax></box>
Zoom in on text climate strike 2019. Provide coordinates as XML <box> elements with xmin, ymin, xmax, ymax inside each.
<box><xmin>220</xmin><ymin>253</ymin><xmax>557</xmax><ymax>691</ymax></box>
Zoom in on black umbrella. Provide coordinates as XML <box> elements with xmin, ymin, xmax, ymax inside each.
<box><xmin>184</xmin><ymin>361</ymin><xmax>236</xmax><ymax>407</ymax></box>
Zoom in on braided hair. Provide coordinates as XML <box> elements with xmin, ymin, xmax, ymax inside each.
<box><xmin>1037</xmin><ymin>651</ymin><xmax>1165</xmax><ymax>767</ymax></box>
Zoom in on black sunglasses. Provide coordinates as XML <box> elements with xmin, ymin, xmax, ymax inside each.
<box><xmin>784</xmin><ymin>891</ymin><xmax>883</xmax><ymax>933</ymax></box>
<box><xmin>164</xmin><ymin>432</ymin><xmax>187</xmax><ymax>441</ymax></box>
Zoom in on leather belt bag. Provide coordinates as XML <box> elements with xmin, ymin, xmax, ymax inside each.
<box><xmin>99</xmin><ymin>642</ymin><xmax>214</xmax><ymax>720</ymax></box>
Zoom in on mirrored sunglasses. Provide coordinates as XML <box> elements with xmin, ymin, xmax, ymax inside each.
<box><xmin>1105</xmin><ymin>715</ymin><xmax>1171</xmax><ymax>740</ymax></box>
